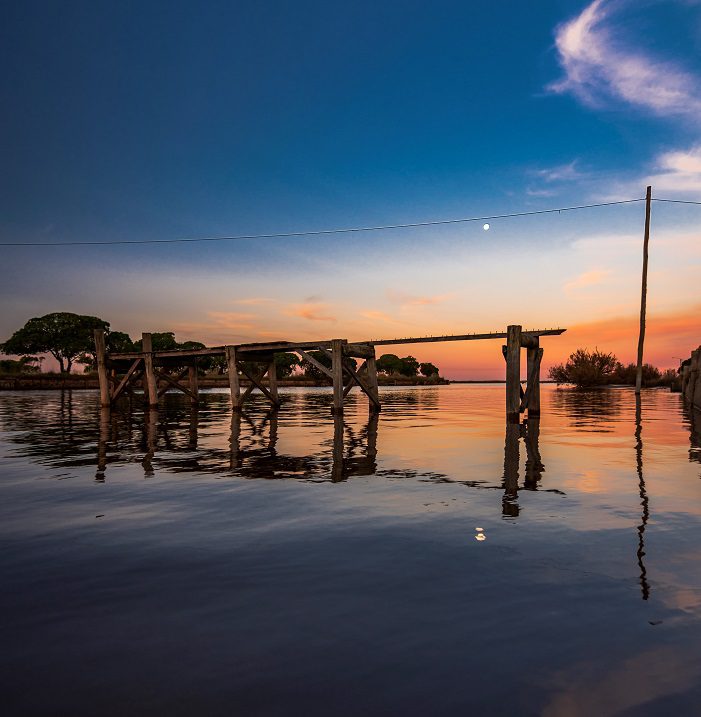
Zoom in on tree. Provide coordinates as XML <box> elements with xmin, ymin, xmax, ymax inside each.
<box><xmin>0</xmin><ymin>356</ymin><xmax>41</xmax><ymax>374</ymax></box>
<box><xmin>548</xmin><ymin>348</ymin><xmax>618</xmax><ymax>387</ymax></box>
<box><xmin>398</xmin><ymin>356</ymin><xmax>420</xmax><ymax>377</ymax></box>
<box><xmin>419</xmin><ymin>362</ymin><xmax>439</xmax><ymax>377</ymax></box>
<box><xmin>301</xmin><ymin>350</ymin><xmax>333</xmax><ymax>381</ymax></box>
<box><xmin>274</xmin><ymin>352</ymin><xmax>301</xmax><ymax>378</ymax></box>
<box><xmin>376</xmin><ymin>354</ymin><xmax>403</xmax><ymax>375</ymax></box>
<box><xmin>133</xmin><ymin>332</ymin><xmax>179</xmax><ymax>351</ymax></box>
<box><xmin>612</xmin><ymin>362</ymin><xmax>661</xmax><ymax>386</ymax></box>
<box><xmin>1</xmin><ymin>313</ymin><xmax>109</xmax><ymax>373</ymax></box>
<box><xmin>107</xmin><ymin>331</ymin><xmax>135</xmax><ymax>353</ymax></box>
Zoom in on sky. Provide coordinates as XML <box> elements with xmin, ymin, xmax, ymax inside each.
<box><xmin>1</xmin><ymin>0</ymin><xmax>700</xmax><ymax>378</ymax></box>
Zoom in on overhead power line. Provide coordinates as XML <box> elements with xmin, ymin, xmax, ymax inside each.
<box><xmin>0</xmin><ymin>197</ymin><xmax>648</xmax><ymax>247</ymax></box>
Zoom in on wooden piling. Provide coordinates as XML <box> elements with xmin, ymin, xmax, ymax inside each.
<box><xmin>142</xmin><ymin>333</ymin><xmax>158</xmax><ymax>407</ymax></box>
<box><xmin>366</xmin><ymin>348</ymin><xmax>381</xmax><ymax>412</ymax></box>
<box><xmin>506</xmin><ymin>325</ymin><xmax>522</xmax><ymax>422</ymax></box>
<box><xmin>268</xmin><ymin>358</ymin><xmax>278</xmax><ymax>403</ymax></box>
<box><xmin>331</xmin><ymin>339</ymin><xmax>344</xmax><ymax>414</ymax></box>
<box><xmin>188</xmin><ymin>362</ymin><xmax>199</xmax><ymax>405</ymax></box>
<box><xmin>226</xmin><ymin>346</ymin><xmax>241</xmax><ymax>411</ymax></box>
<box><xmin>526</xmin><ymin>339</ymin><xmax>542</xmax><ymax>417</ymax></box>
<box><xmin>94</xmin><ymin>329</ymin><xmax>111</xmax><ymax>407</ymax></box>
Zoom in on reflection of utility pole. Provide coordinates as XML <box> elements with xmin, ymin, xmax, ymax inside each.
<box><xmin>635</xmin><ymin>186</ymin><xmax>652</xmax><ymax>394</ymax></box>
<box><xmin>635</xmin><ymin>395</ymin><xmax>651</xmax><ymax>600</ymax></box>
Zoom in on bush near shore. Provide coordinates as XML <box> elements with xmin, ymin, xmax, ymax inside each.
<box><xmin>549</xmin><ymin>348</ymin><xmax>677</xmax><ymax>389</ymax></box>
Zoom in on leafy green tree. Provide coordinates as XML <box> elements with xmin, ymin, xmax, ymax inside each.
<box><xmin>133</xmin><ymin>332</ymin><xmax>179</xmax><ymax>351</ymax></box>
<box><xmin>398</xmin><ymin>355</ymin><xmax>420</xmax><ymax>377</ymax></box>
<box><xmin>274</xmin><ymin>352</ymin><xmax>301</xmax><ymax>378</ymax></box>
<box><xmin>107</xmin><ymin>331</ymin><xmax>135</xmax><ymax>353</ymax></box>
<box><xmin>612</xmin><ymin>362</ymin><xmax>661</xmax><ymax>386</ymax></box>
<box><xmin>419</xmin><ymin>362</ymin><xmax>439</xmax><ymax>377</ymax></box>
<box><xmin>548</xmin><ymin>348</ymin><xmax>618</xmax><ymax>387</ymax></box>
<box><xmin>1</xmin><ymin>312</ymin><xmax>109</xmax><ymax>373</ymax></box>
<box><xmin>301</xmin><ymin>350</ymin><xmax>333</xmax><ymax>381</ymax></box>
<box><xmin>0</xmin><ymin>356</ymin><xmax>42</xmax><ymax>374</ymax></box>
<box><xmin>376</xmin><ymin>353</ymin><xmax>403</xmax><ymax>375</ymax></box>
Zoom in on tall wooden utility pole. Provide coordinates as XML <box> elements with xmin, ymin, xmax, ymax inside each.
<box><xmin>635</xmin><ymin>186</ymin><xmax>652</xmax><ymax>394</ymax></box>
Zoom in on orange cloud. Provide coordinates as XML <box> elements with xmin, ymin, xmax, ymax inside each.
<box><xmin>564</xmin><ymin>269</ymin><xmax>610</xmax><ymax>291</ymax></box>
<box><xmin>286</xmin><ymin>303</ymin><xmax>337</xmax><ymax>322</ymax></box>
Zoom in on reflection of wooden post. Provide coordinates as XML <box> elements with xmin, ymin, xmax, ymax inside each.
<box><xmin>142</xmin><ymin>333</ymin><xmax>158</xmax><ymax>407</ymax></box>
<box><xmin>331</xmin><ymin>413</ymin><xmax>344</xmax><ymax>481</ymax></box>
<box><xmin>268</xmin><ymin>358</ymin><xmax>278</xmax><ymax>404</ymax></box>
<box><xmin>332</xmin><ymin>339</ymin><xmax>344</xmax><ymax>414</ymax></box>
<box><xmin>506</xmin><ymin>325</ymin><xmax>521</xmax><ymax>422</ymax></box>
<box><xmin>229</xmin><ymin>412</ymin><xmax>241</xmax><ymax>469</ymax></box>
<box><xmin>526</xmin><ymin>339</ymin><xmax>541</xmax><ymax>417</ymax></box>
<box><xmin>366</xmin><ymin>411</ymin><xmax>378</xmax><ymax>466</ymax></box>
<box><xmin>366</xmin><ymin>348</ymin><xmax>381</xmax><ymax>412</ymax></box>
<box><xmin>96</xmin><ymin>406</ymin><xmax>110</xmax><ymax>480</ymax></box>
<box><xmin>94</xmin><ymin>329</ymin><xmax>111</xmax><ymax>407</ymax></box>
<box><xmin>502</xmin><ymin>421</ymin><xmax>520</xmax><ymax>517</ymax></box>
<box><xmin>142</xmin><ymin>408</ymin><xmax>158</xmax><ymax>476</ymax></box>
<box><xmin>523</xmin><ymin>418</ymin><xmax>543</xmax><ymax>490</ymax></box>
<box><xmin>188</xmin><ymin>362</ymin><xmax>199</xmax><ymax>405</ymax></box>
<box><xmin>226</xmin><ymin>346</ymin><xmax>241</xmax><ymax>411</ymax></box>
<box><xmin>188</xmin><ymin>407</ymin><xmax>198</xmax><ymax>449</ymax></box>
<box><xmin>268</xmin><ymin>409</ymin><xmax>278</xmax><ymax>452</ymax></box>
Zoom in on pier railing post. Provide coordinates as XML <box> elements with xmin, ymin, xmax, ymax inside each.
<box><xmin>94</xmin><ymin>328</ymin><xmax>111</xmax><ymax>407</ymax></box>
<box><xmin>142</xmin><ymin>333</ymin><xmax>158</xmax><ymax>408</ymax></box>
<box><xmin>526</xmin><ymin>338</ymin><xmax>541</xmax><ymax>417</ymax></box>
<box><xmin>506</xmin><ymin>325</ymin><xmax>522</xmax><ymax>422</ymax></box>
<box><xmin>331</xmin><ymin>339</ymin><xmax>344</xmax><ymax>414</ymax></box>
<box><xmin>226</xmin><ymin>346</ymin><xmax>241</xmax><ymax>411</ymax></box>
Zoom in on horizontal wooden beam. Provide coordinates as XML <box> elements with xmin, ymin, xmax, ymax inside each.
<box><xmin>367</xmin><ymin>329</ymin><xmax>566</xmax><ymax>346</ymax></box>
<box><xmin>344</xmin><ymin>343</ymin><xmax>374</xmax><ymax>359</ymax></box>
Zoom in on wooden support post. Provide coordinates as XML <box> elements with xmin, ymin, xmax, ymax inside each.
<box><xmin>188</xmin><ymin>361</ymin><xmax>199</xmax><ymax>405</ymax></box>
<box><xmin>526</xmin><ymin>339</ymin><xmax>541</xmax><ymax>417</ymax></box>
<box><xmin>268</xmin><ymin>357</ymin><xmax>278</xmax><ymax>403</ymax></box>
<box><xmin>366</xmin><ymin>348</ymin><xmax>381</xmax><ymax>412</ymax></box>
<box><xmin>636</xmin><ymin>185</ymin><xmax>652</xmax><ymax>394</ymax></box>
<box><xmin>142</xmin><ymin>333</ymin><xmax>158</xmax><ymax>407</ymax></box>
<box><xmin>331</xmin><ymin>339</ymin><xmax>344</xmax><ymax>414</ymax></box>
<box><xmin>94</xmin><ymin>329</ymin><xmax>111</xmax><ymax>407</ymax></box>
<box><xmin>506</xmin><ymin>325</ymin><xmax>522</xmax><ymax>422</ymax></box>
<box><xmin>226</xmin><ymin>346</ymin><xmax>241</xmax><ymax>411</ymax></box>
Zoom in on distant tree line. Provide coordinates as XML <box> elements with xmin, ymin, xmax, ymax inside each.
<box><xmin>548</xmin><ymin>348</ymin><xmax>676</xmax><ymax>388</ymax></box>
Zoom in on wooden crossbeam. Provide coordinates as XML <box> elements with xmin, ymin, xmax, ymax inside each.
<box><xmin>343</xmin><ymin>360</ymin><xmax>367</xmax><ymax>398</ymax></box>
<box><xmin>341</xmin><ymin>358</ymin><xmax>381</xmax><ymax>409</ymax></box>
<box><xmin>154</xmin><ymin>367</ymin><xmax>197</xmax><ymax>400</ymax></box>
<box><xmin>109</xmin><ymin>370</ymin><xmax>145</xmax><ymax>404</ymax></box>
<box><xmin>111</xmin><ymin>359</ymin><xmax>143</xmax><ymax>402</ymax></box>
<box><xmin>344</xmin><ymin>343</ymin><xmax>374</xmax><ymax>359</ymax></box>
<box><xmin>238</xmin><ymin>362</ymin><xmax>280</xmax><ymax>406</ymax></box>
<box><xmin>296</xmin><ymin>349</ymin><xmax>333</xmax><ymax>379</ymax></box>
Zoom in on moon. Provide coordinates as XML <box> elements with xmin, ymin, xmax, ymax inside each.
<box><xmin>483</xmin><ymin>223</ymin><xmax>490</xmax><ymax>231</ymax></box>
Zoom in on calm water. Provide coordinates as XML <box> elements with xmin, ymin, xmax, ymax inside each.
<box><xmin>1</xmin><ymin>385</ymin><xmax>701</xmax><ymax>716</ymax></box>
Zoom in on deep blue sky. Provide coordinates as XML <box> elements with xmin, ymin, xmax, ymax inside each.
<box><xmin>2</xmin><ymin>0</ymin><xmax>700</xmax><ymax>374</ymax></box>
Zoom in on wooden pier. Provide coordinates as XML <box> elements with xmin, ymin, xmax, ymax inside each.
<box><xmin>94</xmin><ymin>325</ymin><xmax>565</xmax><ymax>420</ymax></box>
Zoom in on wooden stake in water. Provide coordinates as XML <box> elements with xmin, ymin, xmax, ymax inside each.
<box><xmin>635</xmin><ymin>186</ymin><xmax>652</xmax><ymax>395</ymax></box>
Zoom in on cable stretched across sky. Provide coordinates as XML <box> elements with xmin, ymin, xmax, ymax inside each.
<box><xmin>0</xmin><ymin>195</ymin><xmax>696</xmax><ymax>247</ymax></box>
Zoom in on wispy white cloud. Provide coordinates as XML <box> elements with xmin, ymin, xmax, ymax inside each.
<box><xmin>534</xmin><ymin>160</ymin><xmax>584</xmax><ymax>183</ymax></box>
<box><xmin>549</xmin><ymin>0</ymin><xmax>701</xmax><ymax>117</ymax></box>
<box><xmin>603</xmin><ymin>144</ymin><xmax>701</xmax><ymax>197</ymax></box>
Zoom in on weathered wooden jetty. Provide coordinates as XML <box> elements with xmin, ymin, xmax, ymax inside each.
<box><xmin>94</xmin><ymin>325</ymin><xmax>565</xmax><ymax>420</ymax></box>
